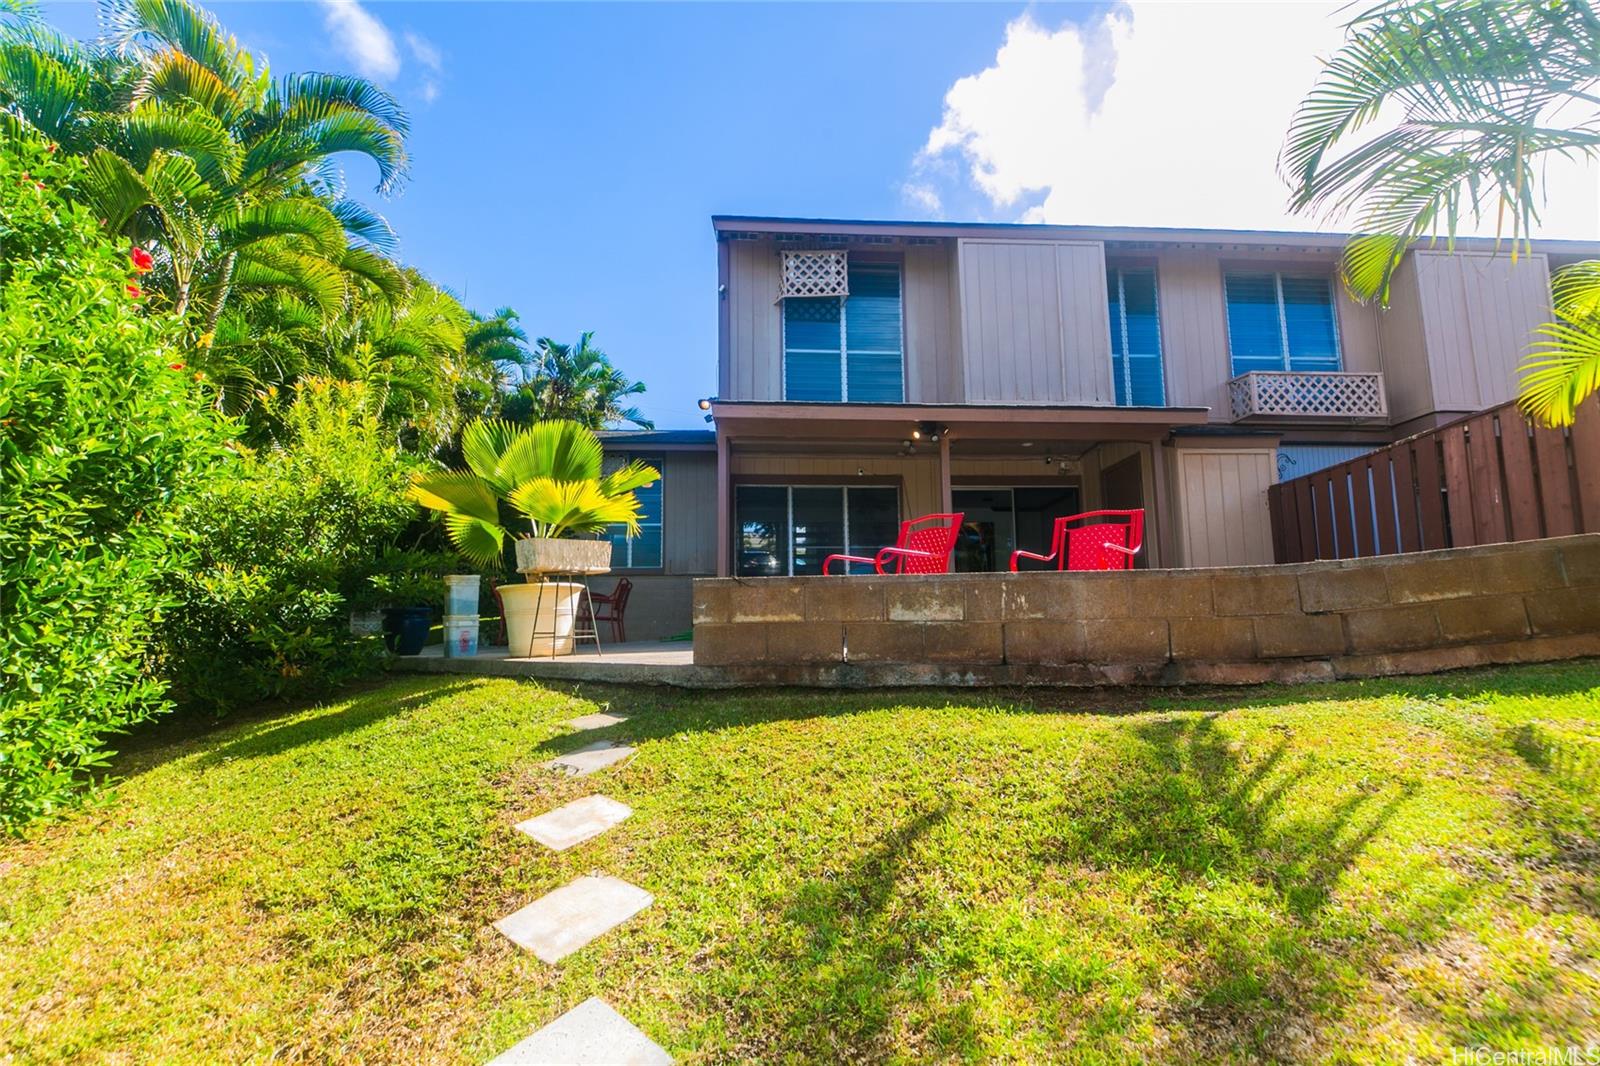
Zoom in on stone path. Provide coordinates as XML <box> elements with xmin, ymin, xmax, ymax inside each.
<box><xmin>515</xmin><ymin>795</ymin><xmax>632</xmax><ymax>852</ymax></box>
<box><xmin>486</xmin><ymin>997</ymin><xmax>672</xmax><ymax>1066</ymax></box>
<box><xmin>543</xmin><ymin>740</ymin><xmax>635</xmax><ymax>777</ymax></box>
<box><xmin>487</xmin><ymin>711</ymin><xmax>670</xmax><ymax>1063</ymax></box>
<box><xmin>564</xmin><ymin>711</ymin><xmax>629</xmax><ymax>730</ymax></box>
<box><xmin>494</xmin><ymin>874</ymin><xmax>654</xmax><ymax>964</ymax></box>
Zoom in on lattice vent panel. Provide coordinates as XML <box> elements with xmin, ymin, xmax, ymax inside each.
<box><xmin>780</xmin><ymin>250</ymin><xmax>849</xmax><ymax>299</ymax></box>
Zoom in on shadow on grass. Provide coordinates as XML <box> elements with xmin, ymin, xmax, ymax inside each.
<box><xmin>1028</xmin><ymin>712</ymin><xmax>1421</xmax><ymax>1052</ymax></box>
<box><xmin>177</xmin><ymin>676</ymin><xmax>486</xmax><ymax>770</ymax></box>
<box><xmin>771</xmin><ymin>801</ymin><xmax>953</xmax><ymax>1058</ymax></box>
<box><xmin>525</xmin><ymin>657</ymin><xmax>1600</xmax><ymax>754</ymax></box>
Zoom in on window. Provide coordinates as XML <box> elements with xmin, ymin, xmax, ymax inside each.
<box><xmin>735</xmin><ymin>485</ymin><xmax>899</xmax><ymax>576</ymax></box>
<box><xmin>607</xmin><ymin>457</ymin><xmax>662</xmax><ymax>569</ymax></box>
<box><xmin>783</xmin><ymin>262</ymin><xmax>903</xmax><ymax>402</ymax></box>
<box><xmin>1106</xmin><ymin>267</ymin><xmax>1164</xmax><ymax>406</ymax></box>
<box><xmin>1224</xmin><ymin>272</ymin><xmax>1341</xmax><ymax>376</ymax></box>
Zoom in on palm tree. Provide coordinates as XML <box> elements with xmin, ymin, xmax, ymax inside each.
<box><xmin>1281</xmin><ymin>0</ymin><xmax>1600</xmax><ymax>425</ymax></box>
<box><xmin>0</xmin><ymin>0</ymin><xmax>408</xmax><ymax>325</ymax></box>
<box><xmin>520</xmin><ymin>332</ymin><xmax>654</xmax><ymax>430</ymax></box>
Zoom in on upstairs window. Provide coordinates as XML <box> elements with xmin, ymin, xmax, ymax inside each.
<box><xmin>783</xmin><ymin>261</ymin><xmax>903</xmax><ymax>402</ymax></box>
<box><xmin>606</xmin><ymin>457</ymin><xmax>662</xmax><ymax>569</ymax></box>
<box><xmin>1106</xmin><ymin>267</ymin><xmax>1165</xmax><ymax>406</ymax></box>
<box><xmin>1225</xmin><ymin>272</ymin><xmax>1341</xmax><ymax>376</ymax></box>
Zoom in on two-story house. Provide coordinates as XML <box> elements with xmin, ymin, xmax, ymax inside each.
<box><xmin>598</xmin><ymin>215</ymin><xmax>1600</xmax><ymax>641</ymax></box>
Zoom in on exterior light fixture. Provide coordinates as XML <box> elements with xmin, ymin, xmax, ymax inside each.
<box><xmin>901</xmin><ymin>438</ymin><xmax>912</xmax><ymax>448</ymax></box>
<box><xmin>697</xmin><ymin>398</ymin><xmax>712</xmax><ymax>411</ymax></box>
<box><xmin>911</xmin><ymin>428</ymin><xmax>922</xmax><ymax>440</ymax></box>
<box><xmin>1021</xmin><ymin>441</ymin><xmax>1034</xmax><ymax>448</ymax></box>
<box><xmin>1044</xmin><ymin>455</ymin><xmax>1054</xmax><ymax>465</ymax></box>
<box><xmin>917</xmin><ymin>420</ymin><xmax>942</xmax><ymax>443</ymax></box>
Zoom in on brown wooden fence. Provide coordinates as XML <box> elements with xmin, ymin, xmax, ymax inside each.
<box><xmin>1268</xmin><ymin>396</ymin><xmax>1600</xmax><ymax>563</ymax></box>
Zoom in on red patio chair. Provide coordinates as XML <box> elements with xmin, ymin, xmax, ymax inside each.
<box><xmin>586</xmin><ymin>577</ymin><xmax>632</xmax><ymax>643</ymax></box>
<box><xmin>823</xmin><ymin>513</ymin><xmax>964</xmax><ymax>576</ymax></box>
<box><xmin>1009</xmin><ymin>509</ymin><xmax>1145</xmax><ymax>572</ymax></box>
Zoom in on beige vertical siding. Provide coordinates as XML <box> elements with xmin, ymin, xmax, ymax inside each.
<box><xmin>1157</xmin><ymin>251</ymin><xmax>1231</xmax><ymax>418</ymax></box>
<box><xmin>662</xmin><ymin>453</ymin><xmax>717</xmax><ymax>574</ymax></box>
<box><xmin>1414</xmin><ymin>249</ymin><xmax>1552</xmax><ymax>413</ymax></box>
<box><xmin>1377</xmin><ymin>255</ymin><xmax>1433</xmax><ymax>423</ymax></box>
<box><xmin>956</xmin><ymin>239</ymin><xmax>1113</xmax><ymax>404</ymax></box>
<box><xmin>904</xmin><ymin>243</ymin><xmax>963</xmax><ymax>403</ymax></box>
<box><xmin>1171</xmin><ymin>447</ymin><xmax>1277</xmax><ymax>566</ymax></box>
<box><xmin>725</xmin><ymin>239</ymin><xmax>784</xmax><ymax>401</ymax></box>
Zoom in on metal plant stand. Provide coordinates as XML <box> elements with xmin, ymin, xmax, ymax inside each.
<box><xmin>522</xmin><ymin>574</ymin><xmax>604</xmax><ymax>659</ymax></box>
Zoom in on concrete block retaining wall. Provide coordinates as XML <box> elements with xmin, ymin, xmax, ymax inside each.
<box><xmin>690</xmin><ymin>535</ymin><xmax>1600</xmax><ymax>687</ymax></box>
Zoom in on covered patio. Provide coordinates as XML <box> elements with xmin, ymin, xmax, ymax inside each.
<box><xmin>709</xmin><ymin>400</ymin><xmax>1210</xmax><ymax>575</ymax></box>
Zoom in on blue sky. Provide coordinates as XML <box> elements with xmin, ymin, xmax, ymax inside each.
<box><xmin>47</xmin><ymin>0</ymin><xmax>1049</xmax><ymax>429</ymax></box>
<box><xmin>43</xmin><ymin>1</ymin><xmax>1600</xmax><ymax>427</ymax></box>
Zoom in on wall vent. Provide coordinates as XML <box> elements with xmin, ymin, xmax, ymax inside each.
<box><xmin>780</xmin><ymin>250</ymin><xmax>849</xmax><ymax>299</ymax></box>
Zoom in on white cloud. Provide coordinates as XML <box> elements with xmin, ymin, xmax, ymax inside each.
<box><xmin>404</xmin><ymin>30</ymin><xmax>442</xmax><ymax>103</ymax></box>
<box><xmin>318</xmin><ymin>0</ymin><xmax>401</xmax><ymax>82</ymax></box>
<box><xmin>912</xmin><ymin>4</ymin><xmax>1600</xmax><ymax>239</ymax></box>
<box><xmin>405</xmin><ymin>31</ymin><xmax>442</xmax><ymax>73</ymax></box>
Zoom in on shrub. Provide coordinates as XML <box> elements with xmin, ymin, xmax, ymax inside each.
<box><xmin>159</xmin><ymin>379</ymin><xmax>425</xmax><ymax>710</ymax></box>
<box><xmin>0</xmin><ymin>139</ymin><xmax>230</xmax><ymax>830</ymax></box>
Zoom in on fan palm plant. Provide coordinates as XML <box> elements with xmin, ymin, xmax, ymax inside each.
<box><xmin>408</xmin><ymin>419</ymin><xmax>660</xmax><ymax>571</ymax></box>
<box><xmin>1281</xmin><ymin>0</ymin><xmax>1600</xmax><ymax>426</ymax></box>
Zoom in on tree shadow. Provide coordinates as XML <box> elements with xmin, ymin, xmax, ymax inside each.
<box><xmin>763</xmin><ymin>801</ymin><xmax>953</xmax><ymax>1059</ymax></box>
<box><xmin>183</xmin><ymin>676</ymin><xmax>486</xmax><ymax>769</ymax></box>
<box><xmin>1030</xmin><ymin>712</ymin><xmax>1419</xmax><ymax>1051</ymax></box>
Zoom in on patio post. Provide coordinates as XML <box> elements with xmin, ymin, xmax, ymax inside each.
<box><xmin>938</xmin><ymin>432</ymin><xmax>952</xmax><ymax>515</ymax></box>
<box><xmin>716</xmin><ymin>431</ymin><xmax>730</xmax><ymax>577</ymax></box>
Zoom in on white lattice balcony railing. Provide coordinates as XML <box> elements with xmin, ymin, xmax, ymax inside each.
<box><xmin>1228</xmin><ymin>370</ymin><xmax>1389</xmax><ymax>422</ymax></box>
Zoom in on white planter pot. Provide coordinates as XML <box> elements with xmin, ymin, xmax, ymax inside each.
<box><xmin>514</xmin><ymin>537</ymin><xmax>612</xmax><ymax>576</ymax></box>
<box><xmin>500</xmin><ymin>580</ymin><xmax>586</xmax><ymax>656</ymax></box>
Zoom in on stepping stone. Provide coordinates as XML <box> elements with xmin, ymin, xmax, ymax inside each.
<box><xmin>488</xmin><ymin>996</ymin><xmax>672</xmax><ymax>1065</ymax></box>
<box><xmin>494</xmin><ymin>874</ymin><xmax>653</xmax><ymax>963</ymax></box>
<box><xmin>515</xmin><ymin>795</ymin><xmax>632</xmax><ymax>852</ymax></box>
<box><xmin>565</xmin><ymin>711</ymin><xmax>628</xmax><ymax>731</ymax></box>
<box><xmin>544</xmin><ymin>741</ymin><xmax>634</xmax><ymax>777</ymax></box>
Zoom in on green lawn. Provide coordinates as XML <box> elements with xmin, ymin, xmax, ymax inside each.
<box><xmin>5</xmin><ymin>663</ymin><xmax>1600</xmax><ymax>1063</ymax></box>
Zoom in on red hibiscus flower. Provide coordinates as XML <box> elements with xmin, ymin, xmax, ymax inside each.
<box><xmin>126</xmin><ymin>283</ymin><xmax>142</xmax><ymax>298</ymax></box>
<box><xmin>129</xmin><ymin>247</ymin><xmax>154</xmax><ymax>273</ymax></box>
<box><xmin>168</xmin><ymin>362</ymin><xmax>186</xmax><ymax>371</ymax></box>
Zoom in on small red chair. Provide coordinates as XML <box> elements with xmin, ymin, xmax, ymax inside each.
<box><xmin>587</xmin><ymin>577</ymin><xmax>632</xmax><ymax>642</ymax></box>
<box><xmin>1009</xmin><ymin>509</ymin><xmax>1145</xmax><ymax>572</ymax></box>
<box><xmin>823</xmin><ymin>513</ymin><xmax>964</xmax><ymax>575</ymax></box>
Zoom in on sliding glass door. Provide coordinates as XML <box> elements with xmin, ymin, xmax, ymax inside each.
<box><xmin>735</xmin><ymin>485</ymin><xmax>900</xmax><ymax>576</ymax></box>
<box><xmin>953</xmin><ymin>486</ymin><xmax>1082</xmax><ymax>572</ymax></box>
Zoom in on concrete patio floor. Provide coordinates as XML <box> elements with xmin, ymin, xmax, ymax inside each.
<box><xmin>393</xmin><ymin>641</ymin><xmax>713</xmax><ymax>687</ymax></box>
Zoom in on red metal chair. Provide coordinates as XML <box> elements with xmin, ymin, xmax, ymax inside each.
<box><xmin>587</xmin><ymin>577</ymin><xmax>632</xmax><ymax>642</ymax></box>
<box><xmin>823</xmin><ymin>513</ymin><xmax>964</xmax><ymax>575</ymax></box>
<box><xmin>1009</xmin><ymin>509</ymin><xmax>1145</xmax><ymax>572</ymax></box>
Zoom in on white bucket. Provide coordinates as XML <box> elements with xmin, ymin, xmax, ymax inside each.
<box><xmin>445</xmin><ymin>574</ymin><xmax>479</xmax><ymax>618</ymax></box>
<box><xmin>443</xmin><ymin>614</ymin><xmax>479</xmax><ymax>658</ymax></box>
<box><xmin>498</xmin><ymin>581</ymin><xmax>585</xmax><ymax>656</ymax></box>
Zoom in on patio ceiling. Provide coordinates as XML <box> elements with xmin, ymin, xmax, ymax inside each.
<box><xmin>709</xmin><ymin>401</ymin><xmax>1210</xmax><ymax>450</ymax></box>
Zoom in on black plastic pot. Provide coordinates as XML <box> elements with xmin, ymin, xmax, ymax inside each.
<box><xmin>381</xmin><ymin>605</ymin><xmax>432</xmax><ymax>656</ymax></box>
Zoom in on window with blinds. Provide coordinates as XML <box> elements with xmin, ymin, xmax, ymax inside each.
<box><xmin>606</xmin><ymin>458</ymin><xmax>662</xmax><ymax>568</ymax></box>
<box><xmin>1106</xmin><ymin>267</ymin><xmax>1165</xmax><ymax>406</ymax></box>
<box><xmin>1224</xmin><ymin>272</ymin><xmax>1341</xmax><ymax>376</ymax></box>
<box><xmin>783</xmin><ymin>262</ymin><xmax>903</xmax><ymax>402</ymax></box>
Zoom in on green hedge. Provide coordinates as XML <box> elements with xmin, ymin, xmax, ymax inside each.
<box><xmin>0</xmin><ymin>140</ymin><xmax>230</xmax><ymax>829</ymax></box>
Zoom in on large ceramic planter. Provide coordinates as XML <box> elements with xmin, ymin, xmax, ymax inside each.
<box><xmin>381</xmin><ymin>605</ymin><xmax>432</xmax><ymax>656</ymax></box>
<box><xmin>514</xmin><ymin>536</ymin><xmax>612</xmax><ymax>576</ymax></box>
<box><xmin>499</xmin><ymin>580</ymin><xmax>586</xmax><ymax>656</ymax></box>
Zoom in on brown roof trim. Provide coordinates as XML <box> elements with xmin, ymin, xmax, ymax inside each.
<box><xmin>711</xmin><ymin>215</ymin><xmax>1600</xmax><ymax>255</ymax></box>
<box><xmin>710</xmin><ymin>400</ymin><xmax>1210</xmax><ymax>444</ymax></box>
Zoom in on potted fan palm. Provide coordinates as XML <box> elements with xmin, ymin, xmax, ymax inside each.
<box><xmin>408</xmin><ymin>419</ymin><xmax>659</xmax><ymax>655</ymax></box>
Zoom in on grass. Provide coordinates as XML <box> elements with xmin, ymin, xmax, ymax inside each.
<box><xmin>4</xmin><ymin>662</ymin><xmax>1600</xmax><ymax>1063</ymax></box>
